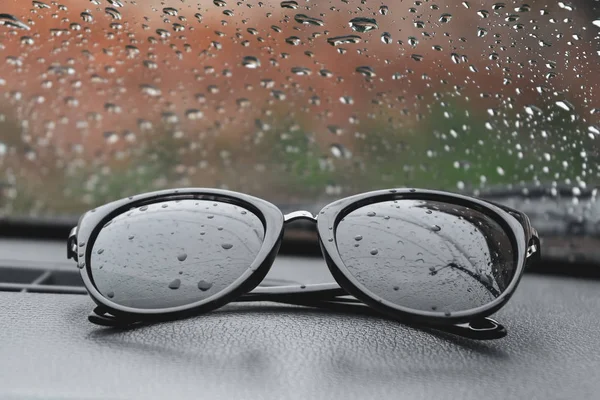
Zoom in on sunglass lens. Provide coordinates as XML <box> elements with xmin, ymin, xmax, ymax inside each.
<box><xmin>90</xmin><ymin>199</ymin><xmax>265</xmax><ymax>309</ymax></box>
<box><xmin>335</xmin><ymin>199</ymin><xmax>517</xmax><ymax>316</ymax></box>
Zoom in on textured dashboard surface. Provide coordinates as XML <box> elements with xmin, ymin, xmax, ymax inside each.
<box><xmin>0</xmin><ymin>246</ymin><xmax>599</xmax><ymax>400</ymax></box>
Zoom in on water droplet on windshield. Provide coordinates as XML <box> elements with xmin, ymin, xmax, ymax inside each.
<box><xmin>0</xmin><ymin>14</ymin><xmax>31</xmax><ymax>30</ymax></box>
<box><xmin>439</xmin><ymin>13</ymin><xmax>452</xmax><ymax>23</ymax></box>
<box><xmin>163</xmin><ymin>7</ymin><xmax>178</xmax><ymax>16</ymax></box>
<box><xmin>370</xmin><ymin>249</ymin><xmax>379</xmax><ymax>255</ymax></box>
<box><xmin>327</xmin><ymin>35</ymin><xmax>361</xmax><ymax>46</ymax></box>
<box><xmin>294</xmin><ymin>14</ymin><xmax>324</xmax><ymax>26</ymax></box>
<box><xmin>349</xmin><ymin>17</ymin><xmax>378</xmax><ymax>32</ymax></box>
<box><xmin>356</xmin><ymin>66</ymin><xmax>376</xmax><ymax>78</ymax></box>
<box><xmin>221</xmin><ymin>243</ymin><xmax>233</xmax><ymax>250</ymax></box>
<box><xmin>168</xmin><ymin>279</ymin><xmax>181</xmax><ymax>290</ymax></box>
<box><xmin>177</xmin><ymin>253</ymin><xmax>188</xmax><ymax>262</ymax></box>
<box><xmin>281</xmin><ymin>1</ymin><xmax>299</xmax><ymax>9</ymax></box>
<box><xmin>242</xmin><ymin>56</ymin><xmax>261</xmax><ymax>69</ymax></box>
<box><xmin>105</xmin><ymin>7</ymin><xmax>122</xmax><ymax>20</ymax></box>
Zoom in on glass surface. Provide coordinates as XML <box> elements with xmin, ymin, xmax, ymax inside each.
<box><xmin>0</xmin><ymin>0</ymin><xmax>597</xmax><ymax>219</ymax></box>
<box><xmin>90</xmin><ymin>199</ymin><xmax>264</xmax><ymax>309</ymax></box>
<box><xmin>336</xmin><ymin>199</ymin><xmax>516</xmax><ymax>315</ymax></box>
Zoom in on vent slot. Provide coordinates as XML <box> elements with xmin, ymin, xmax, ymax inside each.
<box><xmin>0</xmin><ymin>266</ymin><xmax>86</xmax><ymax>295</ymax></box>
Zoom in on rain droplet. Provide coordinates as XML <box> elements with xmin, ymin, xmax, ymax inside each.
<box><xmin>356</xmin><ymin>66</ymin><xmax>376</xmax><ymax>78</ymax></box>
<box><xmin>198</xmin><ymin>280</ymin><xmax>213</xmax><ymax>291</ymax></box>
<box><xmin>168</xmin><ymin>279</ymin><xmax>181</xmax><ymax>290</ymax></box>
<box><xmin>32</xmin><ymin>1</ymin><xmax>50</xmax><ymax>9</ymax></box>
<box><xmin>348</xmin><ymin>17</ymin><xmax>378</xmax><ymax>32</ymax></box>
<box><xmin>367</xmin><ymin>211</ymin><xmax>376</xmax><ymax>217</ymax></box>
<box><xmin>242</xmin><ymin>56</ymin><xmax>261</xmax><ymax>69</ymax></box>
<box><xmin>327</xmin><ymin>35</ymin><xmax>361</xmax><ymax>46</ymax></box>
<box><xmin>294</xmin><ymin>14</ymin><xmax>324</xmax><ymax>26</ymax></box>
<box><xmin>439</xmin><ymin>13</ymin><xmax>452</xmax><ymax>23</ymax></box>
<box><xmin>221</xmin><ymin>243</ymin><xmax>233</xmax><ymax>250</ymax></box>
<box><xmin>370</xmin><ymin>249</ymin><xmax>379</xmax><ymax>255</ymax></box>
<box><xmin>0</xmin><ymin>14</ymin><xmax>31</xmax><ymax>30</ymax></box>
<box><xmin>381</xmin><ymin>32</ymin><xmax>392</xmax><ymax>44</ymax></box>
<box><xmin>291</xmin><ymin>66</ymin><xmax>311</xmax><ymax>75</ymax></box>
<box><xmin>281</xmin><ymin>1</ymin><xmax>298</xmax><ymax>9</ymax></box>
<box><xmin>163</xmin><ymin>7</ymin><xmax>178</xmax><ymax>16</ymax></box>
<box><xmin>177</xmin><ymin>253</ymin><xmax>188</xmax><ymax>262</ymax></box>
<box><xmin>105</xmin><ymin>7</ymin><xmax>122</xmax><ymax>20</ymax></box>
<box><xmin>285</xmin><ymin>36</ymin><xmax>301</xmax><ymax>45</ymax></box>
<box><xmin>97</xmin><ymin>249</ymin><xmax>104</xmax><ymax>254</ymax></box>
<box><xmin>140</xmin><ymin>84</ymin><xmax>161</xmax><ymax>97</ymax></box>
<box><xmin>186</xmin><ymin>109</ymin><xmax>204</xmax><ymax>120</ymax></box>
<box><xmin>107</xmin><ymin>291</ymin><xmax>115</xmax><ymax>298</ymax></box>
<box><xmin>555</xmin><ymin>100</ymin><xmax>573</xmax><ymax>112</ymax></box>
<box><xmin>81</xmin><ymin>12</ymin><xmax>93</xmax><ymax>22</ymax></box>
<box><xmin>354</xmin><ymin>235</ymin><xmax>363</xmax><ymax>241</ymax></box>
<box><xmin>431</xmin><ymin>225</ymin><xmax>441</xmax><ymax>232</ymax></box>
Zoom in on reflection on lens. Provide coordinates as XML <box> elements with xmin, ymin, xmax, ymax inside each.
<box><xmin>90</xmin><ymin>199</ymin><xmax>264</xmax><ymax>309</ymax></box>
<box><xmin>335</xmin><ymin>199</ymin><xmax>516</xmax><ymax>315</ymax></box>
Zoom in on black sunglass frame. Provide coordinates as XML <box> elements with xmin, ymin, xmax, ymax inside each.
<box><xmin>67</xmin><ymin>188</ymin><xmax>540</xmax><ymax>340</ymax></box>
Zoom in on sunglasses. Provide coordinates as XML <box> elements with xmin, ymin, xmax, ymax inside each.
<box><xmin>67</xmin><ymin>188</ymin><xmax>540</xmax><ymax>340</ymax></box>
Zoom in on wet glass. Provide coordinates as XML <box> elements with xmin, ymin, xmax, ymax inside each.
<box><xmin>335</xmin><ymin>200</ymin><xmax>516</xmax><ymax>315</ymax></box>
<box><xmin>90</xmin><ymin>199</ymin><xmax>264</xmax><ymax>309</ymax></box>
<box><xmin>0</xmin><ymin>1</ymin><xmax>598</xmax><ymax>218</ymax></box>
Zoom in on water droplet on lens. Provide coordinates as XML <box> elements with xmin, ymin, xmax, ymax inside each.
<box><xmin>97</xmin><ymin>249</ymin><xmax>104</xmax><ymax>254</ymax></box>
<box><xmin>354</xmin><ymin>235</ymin><xmax>363</xmax><ymax>241</ymax></box>
<box><xmin>177</xmin><ymin>253</ymin><xmax>188</xmax><ymax>262</ymax></box>
<box><xmin>221</xmin><ymin>243</ymin><xmax>233</xmax><ymax>249</ymax></box>
<box><xmin>139</xmin><ymin>206</ymin><xmax>148</xmax><ymax>211</ymax></box>
<box><xmin>431</xmin><ymin>225</ymin><xmax>441</xmax><ymax>232</ymax></box>
<box><xmin>107</xmin><ymin>291</ymin><xmax>114</xmax><ymax>298</ymax></box>
<box><xmin>367</xmin><ymin>211</ymin><xmax>376</xmax><ymax>217</ymax></box>
<box><xmin>444</xmin><ymin>311</ymin><xmax>452</xmax><ymax>317</ymax></box>
<box><xmin>393</xmin><ymin>286</ymin><xmax>399</xmax><ymax>291</ymax></box>
<box><xmin>168</xmin><ymin>279</ymin><xmax>181</xmax><ymax>289</ymax></box>
<box><xmin>370</xmin><ymin>249</ymin><xmax>379</xmax><ymax>255</ymax></box>
<box><xmin>198</xmin><ymin>280</ymin><xmax>213</xmax><ymax>291</ymax></box>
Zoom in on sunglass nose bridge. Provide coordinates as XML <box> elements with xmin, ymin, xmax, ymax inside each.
<box><xmin>284</xmin><ymin>210</ymin><xmax>317</xmax><ymax>223</ymax></box>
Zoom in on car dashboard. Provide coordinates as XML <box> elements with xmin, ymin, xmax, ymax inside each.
<box><xmin>0</xmin><ymin>237</ymin><xmax>599</xmax><ymax>399</ymax></box>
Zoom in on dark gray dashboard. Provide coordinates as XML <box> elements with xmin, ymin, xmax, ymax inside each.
<box><xmin>0</xmin><ymin>239</ymin><xmax>599</xmax><ymax>399</ymax></box>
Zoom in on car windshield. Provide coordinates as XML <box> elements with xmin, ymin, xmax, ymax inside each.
<box><xmin>0</xmin><ymin>0</ymin><xmax>598</xmax><ymax>225</ymax></box>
